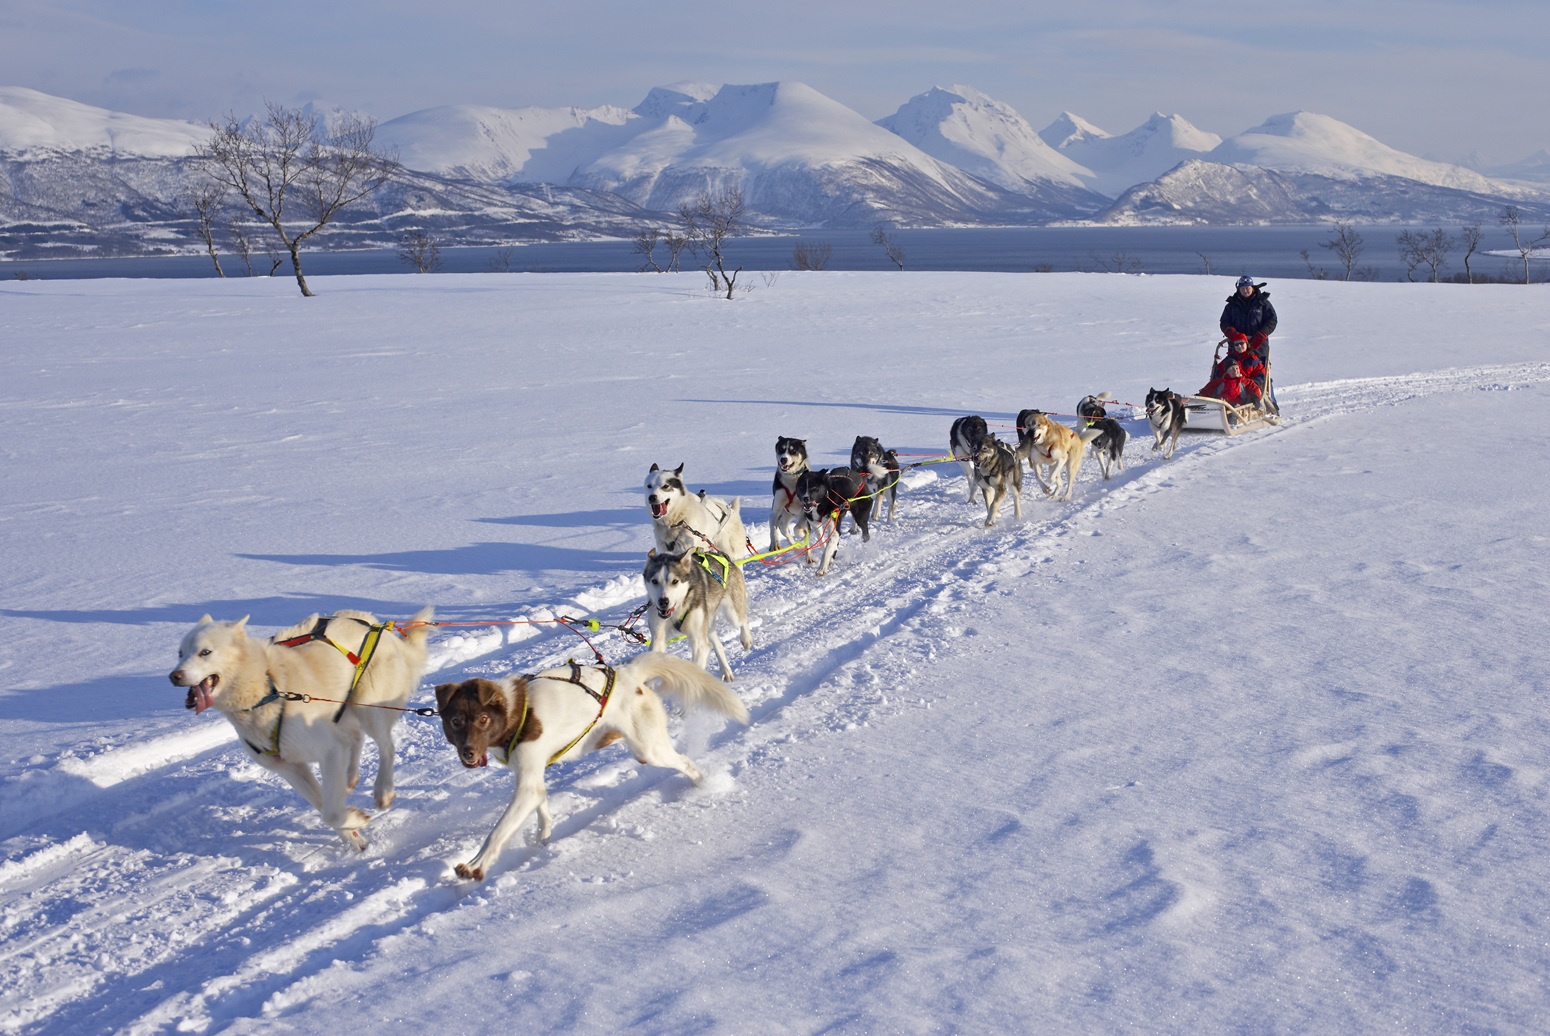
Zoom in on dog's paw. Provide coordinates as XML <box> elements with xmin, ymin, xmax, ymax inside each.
<box><xmin>454</xmin><ymin>862</ymin><xmax>485</xmax><ymax>882</ymax></box>
<box><xmin>343</xmin><ymin>829</ymin><xmax>369</xmax><ymax>852</ymax></box>
<box><xmin>375</xmin><ymin>788</ymin><xmax>396</xmax><ymax>810</ymax></box>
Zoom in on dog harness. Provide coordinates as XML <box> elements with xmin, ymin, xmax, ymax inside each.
<box><xmin>240</xmin><ymin>676</ymin><xmax>288</xmax><ymax>757</ymax></box>
<box><xmin>501</xmin><ymin>661</ymin><xmax>618</xmax><ymax>768</ymax></box>
<box><xmin>273</xmin><ymin>616</ymin><xmax>395</xmax><ymax>722</ymax></box>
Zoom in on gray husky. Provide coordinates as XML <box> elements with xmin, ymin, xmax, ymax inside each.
<box><xmin>971</xmin><ymin>435</ymin><xmax>1023</xmax><ymax>526</ymax></box>
<box><xmin>642</xmin><ymin>547</ymin><xmax>753</xmax><ymax>681</ymax></box>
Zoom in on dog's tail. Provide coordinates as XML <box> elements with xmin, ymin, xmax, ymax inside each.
<box><xmin>401</xmin><ymin>605</ymin><xmax>436</xmax><ymax>665</ymax></box>
<box><xmin>1078</xmin><ymin>428</ymin><xmax>1104</xmax><ymax>445</ymax></box>
<box><xmin>617</xmin><ymin>652</ymin><xmax>750</xmax><ymax>725</ymax></box>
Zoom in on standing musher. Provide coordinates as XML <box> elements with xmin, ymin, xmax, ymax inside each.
<box><xmin>1219</xmin><ymin>274</ymin><xmax>1278</xmax><ymax>412</ymax></box>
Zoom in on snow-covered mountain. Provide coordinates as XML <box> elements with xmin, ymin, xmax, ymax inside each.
<box><xmin>381</xmin><ymin>81</ymin><xmax>1053</xmax><ymax>227</ymax></box>
<box><xmin>875</xmin><ymin>86</ymin><xmax>1108</xmax><ymax>212</ymax></box>
<box><xmin>1094</xmin><ymin>112</ymin><xmax>1550</xmax><ymax>225</ymax></box>
<box><xmin>1210</xmin><ymin>112</ymin><xmax>1501</xmax><ymax>194</ymax></box>
<box><xmin>1043</xmin><ymin>111</ymin><xmax>1222</xmax><ymax>198</ymax></box>
<box><xmin>0</xmin><ymin>86</ymin><xmax>207</xmax><ymax>158</ymax></box>
<box><xmin>3</xmin><ymin>84</ymin><xmax>1548</xmax><ymax>259</ymax></box>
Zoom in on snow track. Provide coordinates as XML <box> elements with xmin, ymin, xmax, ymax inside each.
<box><xmin>2</xmin><ymin>362</ymin><xmax>1546</xmax><ymax>1035</ymax></box>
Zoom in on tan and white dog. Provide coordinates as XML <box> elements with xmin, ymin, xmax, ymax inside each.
<box><xmin>169</xmin><ymin>607</ymin><xmax>434</xmax><ymax>850</ymax></box>
<box><xmin>435</xmin><ymin>653</ymin><xmax>750</xmax><ymax>881</ymax></box>
<box><xmin>1016</xmin><ymin>409</ymin><xmax>1100</xmax><ymax>501</ymax></box>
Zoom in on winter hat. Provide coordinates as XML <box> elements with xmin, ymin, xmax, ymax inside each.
<box><xmin>1235</xmin><ymin>275</ymin><xmax>1255</xmax><ymax>288</ymax></box>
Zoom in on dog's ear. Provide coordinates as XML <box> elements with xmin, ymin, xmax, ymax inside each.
<box><xmin>673</xmin><ymin>463</ymin><xmax>684</xmax><ymax>476</ymax></box>
<box><xmin>476</xmin><ymin>679</ymin><xmax>507</xmax><ymax>707</ymax></box>
<box><xmin>647</xmin><ymin>548</ymin><xmax>657</xmax><ymax>559</ymax></box>
<box><xmin>198</xmin><ymin>613</ymin><xmax>214</xmax><ymax>624</ymax></box>
<box><xmin>649</xmin><ymin>463</ymin><xmax>660</xmax><ymax>473</ymax></box>
<box><xmin>434</xmin><ymin>682</ymin><xmax>463</xmax><ymax>711</ymax></box>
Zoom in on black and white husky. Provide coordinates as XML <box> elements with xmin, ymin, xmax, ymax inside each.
<box><xmin>949</xmin><ymin>415</ymin><xmax>989</xmax><ymax>502</ymax></box>
<box><xmin>644</xmin><ymin>463</ymin><xmax>750</xmax><ymax>560</ymax></box>
<box><xmin>795</xmin><ymin>467</ymin><xmax>873</xmax><ymax>576</ymax></box>
<box><xmin>971</xmin><ymin>435</ymin><xmax>1023</xmax><ymax>526</ymax></box>
<box><xmin>1087</xmin><ymin>419</ymin><xmax>1127</xmax><ymax>479</ymax></box>
<box><xmin>1077</xmin><ymin>392</ymin><xmax>1112</xmax><ymax>424</ymax></box>
<box><xmin>642</xmin><ymin>547</ymin><xmax>753</xmax><ymax>682</ymax></box>
<box><xmin>1145</xmin><ymin>388</ymin><xmax>1186</xmax><ymax>460</ymax></box>
<box><xmin>849</xmin><ymin>435</ymin><xmax>901</xmax><ymax>522</ymax></box>
<box><xmin>768</xmin><ymin>436</ymin><xmax>810</xmax><ymax>552</ymax></box>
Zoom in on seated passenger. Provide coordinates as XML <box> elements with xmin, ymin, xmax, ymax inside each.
<box><xmin>1199</xmin><ymin>355</ymin><xmax>1264</xmax><ymax>409</ymax></box>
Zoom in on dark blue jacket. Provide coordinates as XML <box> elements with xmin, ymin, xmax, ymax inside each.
<box><xmin>1220</xmin><ymin>287</ymin><xmax>1278</xmax><ymax>340</ymax></box>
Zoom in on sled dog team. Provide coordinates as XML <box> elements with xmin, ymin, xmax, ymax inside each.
<box><xmin>170</xmin><ymin>394</ymin><xmax>1187</xmax><ymax>880</ymax></box>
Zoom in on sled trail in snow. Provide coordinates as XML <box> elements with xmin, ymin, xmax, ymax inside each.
<box><xmin>1</xmin><ymin>362</ymin><xmax>1545</xmax><ymax>1035</ymax></box>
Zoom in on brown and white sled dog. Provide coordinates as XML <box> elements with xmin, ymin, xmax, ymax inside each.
<box><xmin>1146</xmin><ymin>388</ymin><xmax>1186</xmax><ymax>459</ymax></box>
<box><xmin>645</xmin><ymin>463</ymin><xmax>750</xmax><ymax>560</ymax></box>
<box><xmin>168</xmin><ymin>607</ymin><xmax>434</xmax><ymax>850</ymax></box>
<box><xmin>949</xmin><ymin>415</ymin><xmax>989</xmax><ymax>503</ymax></box>
<box><xmin>435</xmin><ymin>653</ymin><xmax>750</xmax><ymax>881</ymax></box>
<box><xmin>768</xmin><ymin>436</ymin><xmax>811</xmax><ymax>552</ymax></box>
<box><xmin>971</xmin><ymin>435</ymin><xmax>1023</xmax><ymax>526</ymax></box>
<box><xmin>642</xmin><ymin>547</ymin><xmax>753</xmax><ymax>681</ymax></box>
<box><xmin>1017</xmin><ymin>409</ymin><xmax>1099</xmax><ymax>501</ymax></box>
<box><xmin>849</xmin><ymin>435</ymin><xmax>902</xmax><ymax>522</ymax></box>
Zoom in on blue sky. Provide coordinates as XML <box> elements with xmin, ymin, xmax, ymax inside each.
<box><xmin>4</xmin><ymin>0</ymin><xmax>1547</xmax><ymax>165</ymax></box>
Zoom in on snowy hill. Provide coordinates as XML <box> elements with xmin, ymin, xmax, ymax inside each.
<box><xmin>0</xmin><ymin>86</ymin><xmax>207</xmax><ymax>158</ymax></box>
<box><xmin>1096</xmin><ymin>158</ymin><xmax>1550</xmax><ymax>226</ymax></box>
<box><xmin>1046</xmin><ymin>111</ymin><xmax>1221</xmax><ymax>197</ymax></box>
<box><xmin>3</xmin><ymin>271</ymin><xmax>1549</xmax><ymax>1033</ymax></box>
<box><xmin>875</xmin><ymin>86</ymin><xmax>1109</xmax><ymax>212</ymax></box>
<box><xmin>376</xmin><ymin>102</ymin><xmax>636</xmax><ymax>183</ymax></box>
<box><xmin>1039</xmin><ymin>111</ymin><xmax>1111</xmax><ymax>151</ymax></box>
<box><xmin>1210</xmin><ymin>111</ymin><xmax>1504</xmax><ymax>194</ymax></box>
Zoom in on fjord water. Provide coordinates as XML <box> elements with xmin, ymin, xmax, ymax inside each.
<box><xmin>2</xmin><ymin>225</ymin><xmax>1537</xmax><ymax>282</ymax></box>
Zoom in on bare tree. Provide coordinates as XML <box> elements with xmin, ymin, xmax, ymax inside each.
<box><xmin>1319</xmin><ymin>222</ymin><xmax>1365</xmax><ymax>281</ymax></box>
<box><xmin>1396</xmin><ymin>228</ymin><xmax>1454</xmax><ymax>283</ymax></box>
<box><xmin>397</xmin><ymin>228</ymin><xmax>443</xmax><ymax>272</ymax></box>
<box><xmin>186</xmin><ymin>182</ymin><xmax>227</xmax><ymax>277</ymax></box>
<box><xmin>633</xmin><ymin>228</ymin><xmax>663</xmax><ymax>272</ymax></box>
<box><xmin>871</xmin><ymin>226</ymin><xmax>906</xmax><ymax>270</ymax></box>
<box><xmin>664</xmin><ymin>231</ymin><xmax>689</xmax><ymax>272</ymax></box>
<box><xmin>792</xmin><ymin>240</ymin><xmax>833</xmax><ymax>271</ymax></box>
<box><xmin>1499</xmin><ymin>205</ymin><xmax>1550</xmax><ymax>284</ymax></box>
<box><xmin>678</xmin><ymin>188</ymin><xmax>745</xmax><ymax>298</ymax></box>
<box><xmin>195</xmin><ymin>102</ymin><xmax>400</xmax><ymax>297</ymax></box>
<box><xmin>1196</xmin><ymin>252</ymin><xmax>1213</xmax><ymax>275</ymax></box>
<box><xmin>1090</xmin><ymin>250</ymin><xmax>1141</xmax><ymax>274</ymax></box>
<box><xmin>1459</xmin><ymin>222</ymin><xmax>1482</xmax><ymax>284</ymax></box>
<box><xmin>489</xmin><ymin>246</ymin><xmax>514</xmax><ymax>272</ymax></box>
<box><xmin>1300</xmin><ymin>248</ymin><xmax>1328</xmax><ymax>280</ymax></box>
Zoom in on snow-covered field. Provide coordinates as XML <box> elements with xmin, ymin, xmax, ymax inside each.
<box><xmin>2</xmin><ymin>270</ymin><xmax>1547</xmax><ymax>1034</ymax></box>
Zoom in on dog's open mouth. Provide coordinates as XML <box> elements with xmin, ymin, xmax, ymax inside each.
<box><xmin>185</xmin><ymin>675</ymin><xmax>218</xmax><ymax>714</ymax></box>
<box><xmin>649</xmin><ymin>499</ymin><xmax>669</xmax><ymax>518</ymax></box>
<box><xmin>462</xmin><ymin>752</ymin><xmax>489</xmax><ymax>768</ymax></box>
<box><xmin>655</xmin><ymin>602</ymin><xmax>675</xmax><ymax>619</ymax></box>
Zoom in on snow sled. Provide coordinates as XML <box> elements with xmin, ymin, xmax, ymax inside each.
<box><xmin>1182</xmin><ymin>339</ymin><xmax>1279</xmax><ymax>436</ymax></box>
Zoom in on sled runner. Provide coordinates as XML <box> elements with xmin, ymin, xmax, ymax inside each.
<box><xmin>1182</xmin><ymin>339</ymin><xmax>1279</xmax><ymax>436</ymax></box>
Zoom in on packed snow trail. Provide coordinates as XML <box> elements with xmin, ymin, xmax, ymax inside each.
<box><xmin>1</xmin><ymin>362</ymin><xmax>1546</xmax><ymax>1035</ymax></box>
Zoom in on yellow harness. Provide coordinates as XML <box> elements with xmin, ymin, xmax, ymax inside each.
<box><xmin>499</xmin><ymin>662</ymin><xmax>618</xmax><ymax>768</ymax></box>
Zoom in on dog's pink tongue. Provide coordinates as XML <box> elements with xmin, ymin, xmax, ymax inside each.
<box><xmin>187</xmin><ymin>677</ymin><xmax>216</xmax><ymax>714</ymax></box>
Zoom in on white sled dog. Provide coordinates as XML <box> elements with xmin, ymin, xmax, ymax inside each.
<box><xmin>971</xmin><ymin>435</ymin><xmax>1024</xmax><ymax>526</ymax></box>
<box><xmin>949</xmin><ymin>415</ymin><xmax>990</xmax><ymax>503</ymax></box>
<box><xmin>768</xmin><ymin>436</ymin><xmax>811</xmax><ymax>552</ymax></box>
<box><xmin>642</xmin><ymin>547</ymin><xmax>753</xmax><ymax>681</ymax></box>
<box><xmin>435</xmin><ymin>653</ymin><xmax>749</xmax><ymax>881</ymax></box>
<box><xmin>645</xmin><ymin>463</ymin><xmax>750</xmax><ymax>560</ymax></box>
<box><xmin>1017</xmin><ymin>409</ymin><xmax>1099</xmax><ymax>501</ymax></box>
<box><xmin>169</xmin><ymin>607</ymin><xmax>434</xmax><ymax>850</ymax></box>
<box><xmin>1146</xmin><ymin>388</ymin><xmax>1187</xmax><ymax>459</ymax></box>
